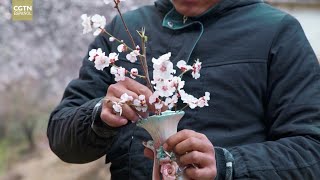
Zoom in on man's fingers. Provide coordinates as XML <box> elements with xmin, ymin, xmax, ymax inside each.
<box><xmin>100</xmin><ymin>96</ymin><xmax>129</xmax><ymax>127</ymax></box>
<box><xmin>164</xmin><ymin>129</ymin><xmax>207</xmax><ymax>151</ymax></box>
<box><xmin>118</xmin><ymin>77</ymin><xmax>153</xmax><ymax>98</ymax></box>
<box><xmin>118</xmin><ymin>78</ymin><xmax>154</xmax><ymax>112</ymax></box>
<box><xmin>107</xmin><ymin>78</ymin><xmax>153</xmax><ymax>116</ymax></box>
<box><xmin>121</xmin><ymin>103</ymin><xmax>140</xmax><ymax>122</ymax></box>
<box><xmin>185</xmin><ymin>166</ymin><xmax>216</xmax><ymax>180</ymax></box>
<box><xmin>179</xmin><ymin>151</ymin><xmax>213</xmax><ymax>168</ymax></box>
<box><xmin>100</xmin><ymin>107</ymin><xmax>128</xmax><ymax>127</ymax></box>
<box><xmin>144</xmin><ymin>148</ymin><xmax>154</xmax><ymax>160</ymax></box>
<box><xmin>174</xmin><ymin>137</ymin><xmax>210</xmax><ymax>155</ymax></box>
<box><xmin>108</xmin><ymin>84</ymin><xmax>139</xmax><ymax>100</ymax></box>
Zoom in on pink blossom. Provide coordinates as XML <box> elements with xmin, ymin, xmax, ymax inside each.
<box><xmin>159</xmin><ymin>157</ymin><xmax>171</xmax><ymax>165</ymax></box>
<box><xmin>177</xmin><ymin>60</ymin><xmax>192</xmax><ymax>72</ymax></box>
<box><xmin>197</xmin><ymin>92</ymin><xmax>210</xmax><ymax>108</ymax></box>
<box><xmin>191</xmin><ymin>59</ymin><xmax>202</xmax><ymax>79</ymax></box>
<box><xmin>160</xmin><ymin>162</ymin><xmax>178</xmax><ymax>180</ymax></box>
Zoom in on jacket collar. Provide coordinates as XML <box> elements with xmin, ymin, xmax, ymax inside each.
<box><xmin>155</xmin><ymin>0</ymin><xmax>263</xmax><ymax>29</ymax></box>
<box><xmin>155</xmin><ymin>0</ymin><xmax>263</xmax><ymax>18</ymax></box>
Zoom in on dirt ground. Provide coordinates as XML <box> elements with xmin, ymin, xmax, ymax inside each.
<box><xmin>0</xmin><ymin>147</ymin><xmax>110</xmax><ymax>180</ymax></box>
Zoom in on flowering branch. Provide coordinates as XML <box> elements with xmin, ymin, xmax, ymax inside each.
<box><xmin>113</xmin><ymin>0</ymin><xmax>136</xmax><ymax>49</ymax></box>
<box><xmin>99</xmin><ymin>27</ymin><xmax>138</xmax><ymax>54</ymax></box>
<box><xmin>138</xmin><ymin>27</ymin><xmax>153</xmax><ymax>91</ymax></box>
<box><xmin>81</xmin><ymin>0</ymin><xmax>210</xmax><ymax>118</ymax></box>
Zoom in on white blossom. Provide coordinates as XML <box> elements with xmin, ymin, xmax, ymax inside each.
<box><xmin>110</xmin><ymin>66</ymin><xmax>126</xmax><ymax>82</ymax></box>
<box><xmin>153</xmin><ymin>52</ymin><xmax>171</xmax><ymax>65</ymax></box>
<box><xmin>117</xmin><ymin>44</ymin><xmax>126</xmax><ymax>53</ymax></box>
<box><xmin>130</xmin><ymin>68</ymin><xmax>138</xmax><ymax>79</ymax></box>
<box><xmin>108</xmin><ymin>52</ymin><xmax>119</xmax><ymax>63</ymax></box>
<box><xmin>149</xmin><ymin>91</ymin><xmax>160</xmax><ymax>104</ymax></box>
<box><xmin>120</xmin><ymin>93</ymin><xmax>133</xmax><ymax>103</ymax></box>
<box><xmin>177</xmin><ymin>60</ymin><xmax>192</xmax><ymax>72</ymax></box>
<box><xmin>191</xmin><ymin>59</ymin><xmax>202</xmax><ymax>79</ymax></box>
<box><xmin>94</xmin><ymin>53</ymin><xmax>110</xmax><ymax>70</ymax></box>
<box><xmin>154</xmin><ymin>102</ymin><xmax>163</xmax><ymax>111</ymax></box>
<box><xmin>164</xmin><ymin>95</ymin><xmax>178</xmax><ymax>109</ymax></box>
<box><xmin>109</xmin><ymin>37</ymin><xmax>116</xmax><ymax>42</ymax></box>
<box><xmin>88</xmin><ymin>48</ymin><xmax>103</xmax><ymax>61</ymax></box>
<box><xmin>179</xmin><ymin>90</ymin><xmax>198</xmax><ymax>109</ymax></box>
<box><xmin>91</xmin><ymin>14</ymin><xmax>106</xmax><ymax>29</ymax></box>
<box><xmin>112</xmin><ymin>102</ymin><xmax>123</xmax><ymax>115</ymax></box>
<box><xmin>197</xmin><ymin>92</ymin><xmax>210</xmax><ymax>108</ymax></box>
<box><xmin>126</xmin><ymin>50</ymin><xmax>140</xmax><ymax>63</ymax></box>
<box><xmin>81</xmin><ymin>14</ymin><xmax>92</xmax><ymax>34</ymax></box>
<box><xmin>133</xmin><ymin>95</ymin><xmax>148</xmax><ymax>112</ymax></box>
<box><xmin>154</xmin><ymin>79</ymin><xmax>175</xmax><ymax>97</ymax></box>
<box><xmin>152</xmin><ymin>52</ymin><xmax>176</xmax><ymax>81</ymax></box>
<box><xmin>171</xmin><ymin>76</ymin><xmax>185</xmax><ymax>91</ymax></box>
<box><xmin>149</xmin><ymin>91</ymin><xmax>163</xmax><ymax>111</ymax></box>
<box><xmin>91</xmin><ymin>14</ymin><xmax>106</xmax><ymax>36</ymax></box>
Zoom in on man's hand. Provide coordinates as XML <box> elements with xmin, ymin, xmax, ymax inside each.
<box><xmin>100</xmin><ymin>77</ymin><xmax>152</xmax><ymax>127</ymax></box>
<box><xmin>164</xmin><ymin>129</ymin><xmax>217</xmax><ymax>180</ymax></box>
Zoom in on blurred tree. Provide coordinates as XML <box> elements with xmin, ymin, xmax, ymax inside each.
<box><xmin>3</xmin><ymin>77</ymin><xmax>48</xmax><ymax>151</ymax></box>
<box><xmin>0</xmin><ymin>0</ymin><xmax>151</xmax><ymax>151</ymax></box>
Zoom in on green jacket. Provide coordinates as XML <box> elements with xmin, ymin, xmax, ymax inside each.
<box><xmin>48</xmin><ymin>0</ymin><xmax>320</xmax><ymax>179</ymax></box>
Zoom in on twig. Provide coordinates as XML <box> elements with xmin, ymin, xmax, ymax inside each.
<box><xmin>114</xmin><ymin>1</ymin><xmax>136</xmax><ymax>48</ymax></box>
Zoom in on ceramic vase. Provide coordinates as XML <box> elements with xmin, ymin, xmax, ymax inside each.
<box><xmin>137</xmin><ymin>110</ymin><xmax>186</xmax><ymax>180</ymax></box>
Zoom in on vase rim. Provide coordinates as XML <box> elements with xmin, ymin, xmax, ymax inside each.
<box><xmin>136</xmin><ymin>110</ymin><xmax>185</xmax><ymax>125</ymax></box>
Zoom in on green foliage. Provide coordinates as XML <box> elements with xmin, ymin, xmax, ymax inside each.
<box><xmin>0</xmin><ymin>140</ymin><xmax>8</xmax><ymax>175</ymax></box>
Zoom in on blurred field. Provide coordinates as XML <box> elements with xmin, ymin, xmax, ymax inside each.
<box><xmin>0</xmin><ymin>1</ymin><xmax>151</xmax><ymax>179</ymax></box>
<box><xmin>1</xmin><ymin>147</ymin><xmax>110</xmax><ymax>180</ymax></box>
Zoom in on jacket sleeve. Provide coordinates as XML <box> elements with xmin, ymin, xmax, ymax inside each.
<box><xmin>47</xmin><ymin>20</ymin><xmax>118</xmax><ymax>163</ymax></box>
<box><xmin>227</xmin><ymin>15</ymin><xmax>320</xmax><ymax>179</ymax></box>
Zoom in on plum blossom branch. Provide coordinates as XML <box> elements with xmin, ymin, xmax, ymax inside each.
<box><xmin>112</xmin><ymin>0</ymin><xmax>137</xmax><ymax>49</ymax></box>
<box><xmin>80</xmin><ymin>0</ymin><xmax>211</xmax><ymax>117</ymax></box>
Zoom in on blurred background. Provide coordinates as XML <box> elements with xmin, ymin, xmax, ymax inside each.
<box><xmin>0</xmin><ymin>0</ymin><xmax>319</xmax><ymax>180</ymax></box>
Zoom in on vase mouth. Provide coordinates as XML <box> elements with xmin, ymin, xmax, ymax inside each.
<box><xmin>137</xmin><ymin>110</ymin><xmax>185</xmax><ymax>125</ymax></box>
<box><xmin>156</xmin><ymin>110</ymin><xmax>184</xmax><ymax>117</ymax></box>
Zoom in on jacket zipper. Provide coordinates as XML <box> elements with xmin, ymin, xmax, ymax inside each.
<box><xmin>183</xmin><ymin>15</ymin><xmax>188</xmax><ymax>24</ymax></box>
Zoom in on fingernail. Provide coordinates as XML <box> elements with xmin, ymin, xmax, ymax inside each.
<box><xmin>163</xmin><ymin>143</ymin><xmax>168</xmax><ymax>150</ymax></box>
<box><xmin>120</xmin><ymin>118</ymin><xmax>128</xmax><ymax>124</ymax></box>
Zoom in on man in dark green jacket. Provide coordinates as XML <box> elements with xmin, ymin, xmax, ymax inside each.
<box><xmin>47</xmin><ymin>0</ymin><xmax>320</xmax><ymax>179</ymax></box>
